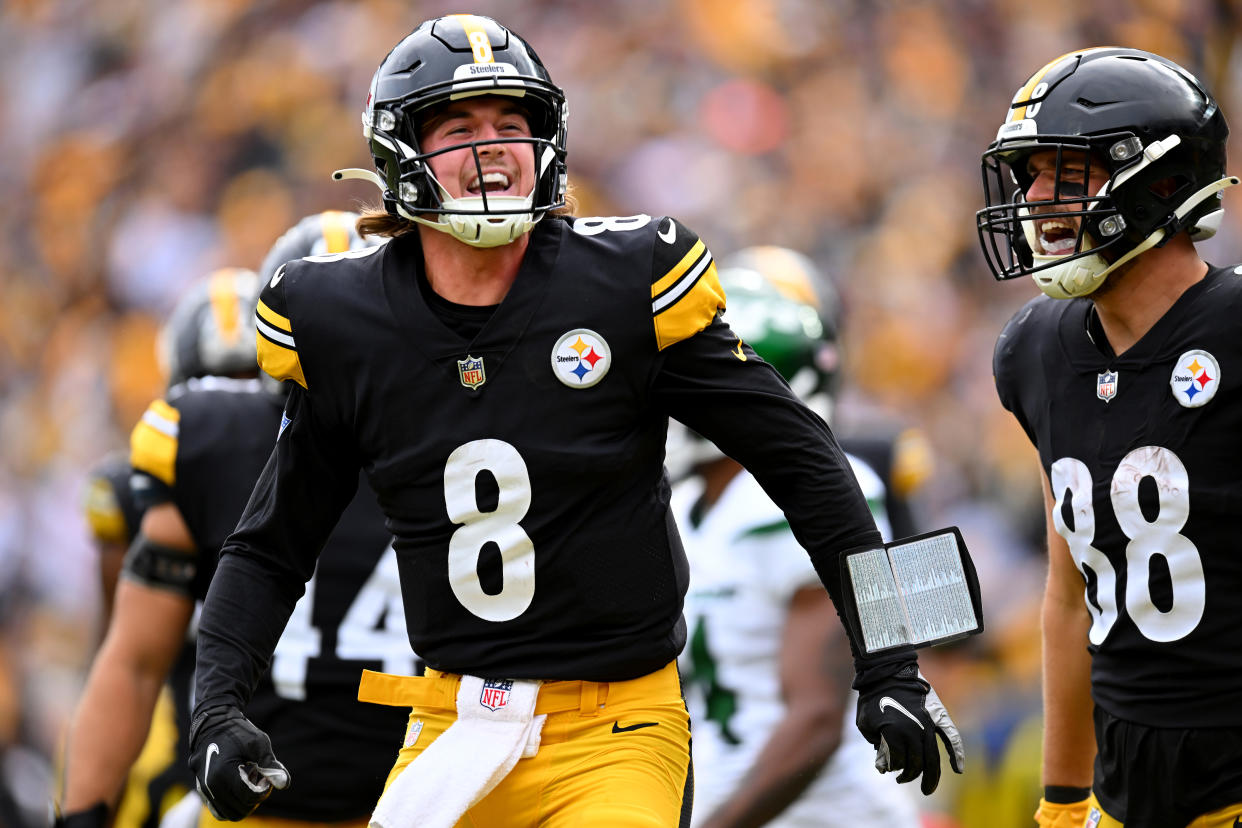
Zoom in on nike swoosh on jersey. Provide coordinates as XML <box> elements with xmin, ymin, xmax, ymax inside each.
<box><xmin>878</xmin><ymin>697</ymin><xmax>924</xmax><ymax>729</ymax></box>
<box><xmin>269</xmin><ymin>264</ymin><xmax>285</xmax><ymax>288</ymax></box>
<box><xmin>612</xmin><ymin>721</ymin><xmax>659</xmax><ymax>733</ymax></box>
<box><xmin>204</xmin><ymin>742</ymin><xmax>220</xmax><ymax>796</ymax></box>
<box><xmin>732</xmin><ymin>336</ymin><xmax>747</xmax><ymax>361</ymax></box>
<box><xmin>657</xmin><ymin>219</ymin><xmax>676</xmax><ymax>245</ymax></box>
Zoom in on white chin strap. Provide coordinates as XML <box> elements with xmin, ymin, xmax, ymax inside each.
<box><xmin>400</xmin><ymin>194</ymin><xmax>539</xmax><ymax>249</ymax></box>
<box><xmin>1020</xmin><ymin>174</ymin><xmax>1240</xmax><ymax>300</ymax></box>
<box><xmin>332</xmin><ymin>167</ymin><xmax>541</xmax><ymax>249</ymax></box>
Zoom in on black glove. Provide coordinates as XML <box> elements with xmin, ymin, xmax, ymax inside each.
<box><xmin>188</xmin><ymin>704</ymin><xmax>290</xmax><ymax>821</ymax></box>
<box><xmin>854</xmin><ymin>658</ymin><xmax>964</xmax><ymax>795</ymax></box>
<box><xmin>53</xmin><ymin>803</ymin><xmax>108</xmax><ymax>828</ymax></box>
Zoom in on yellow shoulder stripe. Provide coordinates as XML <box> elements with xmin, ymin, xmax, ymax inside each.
<box><xmin>130</xmin><ymin>399</ymin><xmax>179</xmax><ymax>486</ymax></box>
<box><xmin>652</xmin><ymin>240</ymin><xmax>707</xmax><ymax>300</ymax></box>
<box><xmin>257</xmin><ymin>299</ymin><xmax>291</xmax><ymax>334</ymax></box>
<box><xmin>84</xmin><ymin>477</ymin><xmax>128</xmax><ymax>543</ymax></box>
<box><xmin>257</xmin><ymin>334</ymin><xmax>306</xmax><ymax>389</ymax></box>
<box><xmin>653</xmin><ymin>261</ymin><xmax>725</xmax><ymax>351</ymax></box>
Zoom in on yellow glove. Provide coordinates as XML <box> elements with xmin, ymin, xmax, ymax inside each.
<box><xmin>1034</xmin><ymin>794</ymin><xmax>1091</xmax><ymax>828</ymax></box>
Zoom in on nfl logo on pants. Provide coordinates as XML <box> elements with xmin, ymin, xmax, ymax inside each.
<box><xmin>480</xmin><ymin>679</ymin><xmax>513</xmax><ymax>711</ymax></box>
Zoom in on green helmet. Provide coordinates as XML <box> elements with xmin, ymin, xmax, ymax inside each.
<box><xmin>665</xmin><ymin>255</ymin><xmax>839</xmax><ymax>480</ymax></box>
<box><xmin>717</xmin><ymin>250</ymin><xmax>841</xmax><ymax>414</ymax></box>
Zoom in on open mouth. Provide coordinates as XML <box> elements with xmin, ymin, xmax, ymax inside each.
<box><xmin>1036</xmin><ymin>218</ymin><xmax>1080</xmax><ymax>256</ymax></box>
<box><xmin>467</xmin><ymin>171</ymin><xmax>513</xmax><ymax>196</ymax></box>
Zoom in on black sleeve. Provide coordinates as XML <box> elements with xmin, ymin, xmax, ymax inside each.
<box><xmin>653</xmin><ymin>314</ymin><xmax>886</xmax><ymax>657</ymax></box>
<box><xmin>193</xmin><ymin>386</ymin><xmax>361</xmax><ymax>711</ymax></box>
<box><xmin>993</xmin><ymin>299</ymin><xmax>1040</xmax><ymax>447</ymax></box>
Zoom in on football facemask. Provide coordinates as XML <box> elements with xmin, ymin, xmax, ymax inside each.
<box><xmin>348</xmin><ymin>15</ymin><xmax>568</xmax><ymax>248</ymax></box>
<box><xmin>976</xmin><ymin>47</ymin><xmax>1237</xmax><ymax>299</ymax></box>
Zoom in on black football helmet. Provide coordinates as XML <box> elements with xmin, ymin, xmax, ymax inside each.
<box><xmin>159</xmin><ymin>268</ymin><xmax>261</xmax><ymax>389</ymax></box>
<box><xmin>337</xmin><ymin>14</ymin><xmax>567</xmax><ymax>248</ymax></box>
<box><xmin>977</xmin><ymin>47</ymin><xmax>1236</xmax><ymax>298</ymax></box>
<box><xmin>258</xmin><ymin>210</ymin><xmax>384</xmax><ymax>286</ymax></box>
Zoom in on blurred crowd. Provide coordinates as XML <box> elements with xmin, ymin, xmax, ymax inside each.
<box><xmin>3</xmin><ymin>0</ymin><xmax>1241</xmax><ymax>824</ymax></box>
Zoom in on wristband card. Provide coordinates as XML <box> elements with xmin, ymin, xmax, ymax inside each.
<box><xmin>841</xmin><ymin>526</ymin><xmax>983</xmax><ymax>654</ymax></box>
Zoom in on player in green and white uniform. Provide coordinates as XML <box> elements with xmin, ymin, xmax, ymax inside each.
<box><xmin>674</xmin><ymin>261</ymin><xmax>920</xmax><ymax>827</ymax></box>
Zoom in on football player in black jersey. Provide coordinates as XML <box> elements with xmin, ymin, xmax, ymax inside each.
<box><xmin>189</xmin><ymin>14</ymin><xmax>963</xmax><ymax>826</ymax></box>
<box><xmin>979</xmin><ymin>47</ymin><xmax>1242</xmax><ymax>828</ymax></box>
<box><xmin>57</xmin><ymin>214</ymin><xmax>409</xmax><ymax>828</ymax></box>
<box><xmin>80</xmin><ymin>450</ymin><xmax>197</xmax><ymax>828</ymax></box>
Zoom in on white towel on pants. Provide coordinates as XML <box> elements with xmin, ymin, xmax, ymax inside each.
<box><xmin>369</xmin><ymin>676</ymin><xmax>545</xmax><ymax>828</ymax></box>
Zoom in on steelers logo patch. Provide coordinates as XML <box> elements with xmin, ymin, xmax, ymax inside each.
<box><xmin>1169</xmin><ymin>349</ymin><xmax>1220</xmax><ymax>408</ymax></box>
<box><xmin>551</xmin><ymin>329</ymin><xmax>610</xmax><ymax>388</ymax></box>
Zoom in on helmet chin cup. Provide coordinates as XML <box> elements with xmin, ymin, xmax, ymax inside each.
<box><xmin>1030</xmin><ymin>252</ymin><xmax>1111</xmax><ymax>299</ymax></box>
<box><xmin>443</xmin><ymin>194</ymin><xmax>538</xmax><ymax>248</ymax></box>
<box><xmin>335</xmin><ymin>167</ymin><xmax>540</xmax><ymax>248</ymax></box>
<box><xmin>1029</xmin><ymin>226</ymin><xmax>1169</xmax><ymax>299</ymax></box>
<box><xmin>405</xmin><ymin>194</ymin><xmax>540</xmax><ymax>248</ymax></box>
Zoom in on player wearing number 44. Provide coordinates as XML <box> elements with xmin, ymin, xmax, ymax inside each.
<box><xmin>187</xmin><ymin>12</ymin><xmax>963</xmax><ymax>828</ymax></box>
<box><xmin>980</xmin><ymin>47</ymin><xmax>1242</xmax><ymax>828</ymax></box>
<box><xmin>53</xmin><ymin>212</ymin><xmax>412</xmax><ymax>828</ymax></box>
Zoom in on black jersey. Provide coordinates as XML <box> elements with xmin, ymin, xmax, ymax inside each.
<box><xmin>198</xmin><ymin>214</ymin><xmax>882</xmax><ymax>702</ymax></box>
<box><xmin>129</xmin><ymin>378</ymin><xmax>407</xmax><ymax>821</ymax></box>
<box><xmin>994</xmin><ymin>264</ymin><xmax>1242</xmax><ymax>728</ymax></box>
<box><xmin>83</xmin><ymin>450</ymin><xmax>197</xmax><ymax>828</ymax></box>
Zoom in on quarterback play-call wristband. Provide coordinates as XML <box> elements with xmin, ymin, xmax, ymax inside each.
<box><xmin>838</xmin><ymin>526</ymin><xmax>984</xmax><ymax>654</ymax></box>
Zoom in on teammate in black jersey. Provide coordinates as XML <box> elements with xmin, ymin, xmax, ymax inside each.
<box><xmin>80</xmin><ymin>450</ymin><xmax>196</xmax><ymax>828</ymax></box>
<box><xmin>979</xmin><ymin>47</ymin><xmax>1242</xmax><ymax>828</ymax></box>
<box><xmin>189</xmin><ymin>14</ymin><xmax>962</xmax><ymax>826</ymax></box>
<box><xmin>57</xmin><ymin>214</ymin><xmax>408</xmax><ymax>828</ymax></box>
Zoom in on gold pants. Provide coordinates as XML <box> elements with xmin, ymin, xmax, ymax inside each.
<box><xmin>360</xmin><ymin>661</ymin><xmax>692</xmax><ymax>828</ymax></box>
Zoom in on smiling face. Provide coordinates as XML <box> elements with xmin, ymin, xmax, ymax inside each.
<box><xmin>417</xmin><ymin>96</ymin><xmax>537</xmax><ymax>205</ymax></box>
<box><xmin>1023</xmin><ymin>149</ymin><xmax>1112</xmax><ymax>256</ymax></box>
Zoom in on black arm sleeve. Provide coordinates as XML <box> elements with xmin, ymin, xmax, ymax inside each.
<box><xmin>193</xmin><ymin>386</ymin><xmax>361</xmax><ymax>711</ymax></box>
<box><xmin>654</xmin><ymin>315</ymin><xmax>890</xmax><ymax>661</ymax></box>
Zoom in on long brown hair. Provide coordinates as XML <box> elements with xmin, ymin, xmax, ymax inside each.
<box><xmin>355</xmin><ymin>183</ymin><xmax>579</xmax><ymax>239</ymax></box>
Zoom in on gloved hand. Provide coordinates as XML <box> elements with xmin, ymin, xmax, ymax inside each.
<box><xmin>188</xmin><ymin>704</ymin><xmax>290</xmax><ymax>821</ymax></box>
<box><xmin>854</xmin><ymin>658</ymin><xmax>965</xmax><ymax>794</ymax></box>
<box><xmin>1034</xmin><ymin>786</ymin><xmax>1092</xmax><ymax>827</ymax></box>
<box><xmin>53</xmin><ymin>803</ymin><xmax>108</xmax><ymax>828</ymax></box>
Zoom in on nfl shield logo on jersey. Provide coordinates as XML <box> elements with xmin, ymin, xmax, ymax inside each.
<box><xmin>479</xmin><ymin>679</ymin><xmax>513</xmax><ymax>711</ymax></box>
<box><xmin>458</xmin><ymin>355</ymin><xmax>486</xmax><ymax>390</ymax></box>
<box><xmin>1096</xmin><ymin>370</ymin><xmax>1118</xmax><ymax>402</ymax></box>
<box><xmin>1085</xmin><ymin>807</ymin><xmax>1102</xmax><ymax>828</ymax></box>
